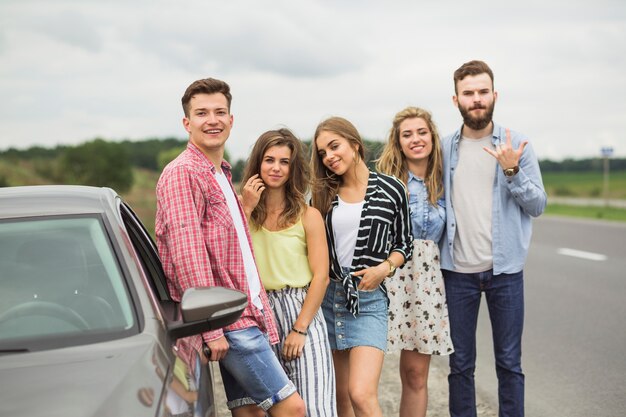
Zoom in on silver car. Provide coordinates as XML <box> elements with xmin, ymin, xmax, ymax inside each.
<box><xmin>0</xmin><ymin>185</ymin><xmax>246</xmax><ymax>417</ymax></box>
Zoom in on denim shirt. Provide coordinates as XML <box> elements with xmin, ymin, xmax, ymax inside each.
<box><xmin>439</xmin><ymin>122</ymin><xmax>547</xmax><ymax>275</ymax></box>
<box><xmin>407</xmin><ymin>171</ymin><xmax>445</xmax><ymax>242</ymax></box>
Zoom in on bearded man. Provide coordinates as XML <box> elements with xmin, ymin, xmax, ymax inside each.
<box><xmin>440</xmin><ymin>60</ymin><xmax>547</xmax><ymax>417</ymax></box>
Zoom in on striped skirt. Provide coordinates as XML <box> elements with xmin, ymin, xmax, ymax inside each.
<box><xmin>266</xmin><ymin>286</ymin><xmax>337</xmax><ymax>417</ymax></box>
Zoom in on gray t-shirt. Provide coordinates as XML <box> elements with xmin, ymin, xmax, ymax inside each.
<box><xmin>451</xmin><ymin>135</ymin><xmax>496</xmax><ymax>273</ymax></box>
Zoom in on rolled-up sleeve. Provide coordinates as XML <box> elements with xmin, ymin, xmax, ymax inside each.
<box><xmin>156</xmin><ymin>166</ymin><xmax>225</xmax><ymax>341</ymax></box>
<box><xmin>506</xmin><ymin>141</ymin><xmax>547</xmax><ymax>218</ymax></box>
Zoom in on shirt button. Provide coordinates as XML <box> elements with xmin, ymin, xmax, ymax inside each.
<box><xmin>336</xmin><ymin>291</ymin><xmax>342</xmax><ymax>296</ymax></box>
<box><xmin>335</xmin><ymin>303</ymin><xmax>341</xmax><ymax>308</ymax></box>
<box><xmin>337</xmin><ymin>322</ymin><xmax>342</xmax><ymax>327</ymax></box>
<box><xmin>338</xmin><ymin>334</ymin><xmax>343</xmax><ymax>339</ymax></box>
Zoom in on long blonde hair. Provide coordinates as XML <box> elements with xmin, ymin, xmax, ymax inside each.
<box><xmin>310</xmin><ymin>117</ymin><xmax>366</xmax><ymax>216</ymax></box>
<box><xmin>376</xmin><ymin>107</ymin><xmax>443</xmax><ymax>205</ymax></box>
<box><xmin>241</xmin><ymin>128</ymin><xmax>309</xmax><ymax>229</ymax></box>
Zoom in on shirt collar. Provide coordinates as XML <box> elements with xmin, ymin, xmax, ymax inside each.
<box><xmin>187</xmin><ymin>142</ymin><xmax>232</xmax><ymax>173</ymax></box>
<box><xmin>407</xmin><ymin>171</ymin><xmax>423</xmax><ymax>183</ymax></box>
<box><xmin>453</xmin><ymin>121</ymin><xmax>503</xmax><ymax>147</ymax></box>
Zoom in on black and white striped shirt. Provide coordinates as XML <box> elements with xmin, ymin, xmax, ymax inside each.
<box><xmin>324</xmin><ymin>171</ymin><xmax>413</xmax><ymax>316</ymax></box>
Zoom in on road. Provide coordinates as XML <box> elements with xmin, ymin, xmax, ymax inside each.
<box><xmin>473</xmin><ymin>216</ymin><xmax>626</xmax><ymax>416</ymax></box>
<box><xmin>212</xmin><ymin>215</ymin><xmax>624</xmax><ymax>416</ymax></box>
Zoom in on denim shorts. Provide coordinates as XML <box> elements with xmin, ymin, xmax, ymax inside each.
<box><xmin>321</xmin><ymin>276</ymin><xmax>388</xmax><ymax>352</ymax></box>
<box><xmin>218</xmin><ymin>327</ymin><xmax>297</xmax><ymax>411</ymax></box>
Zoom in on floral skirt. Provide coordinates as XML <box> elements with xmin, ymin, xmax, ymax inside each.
<box><xmin>386</xmin><ymin>239</ymin><xmax>454</xmax><ymax>355</ymax></box>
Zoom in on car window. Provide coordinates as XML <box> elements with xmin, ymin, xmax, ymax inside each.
<box><xmin>120</xmin><ymin>202</ymin><xmax>170</xmax><ymax>302</ymax></box>
<box><xmin>0</xmin><ymin>216</ymin><xmax>135</xmax><ymax>346</ymax></box>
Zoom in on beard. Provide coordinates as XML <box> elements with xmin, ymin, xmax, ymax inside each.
<box><xmin>458</xmin><ymin>100</ymin><xmax>495</xmax><ymax>130</ymax></box>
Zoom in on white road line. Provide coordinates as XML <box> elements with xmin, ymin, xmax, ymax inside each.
<box><xmin>557</xmin><ymin>248</ymin><xmax>607</xmax><ymax>261</ymax></box>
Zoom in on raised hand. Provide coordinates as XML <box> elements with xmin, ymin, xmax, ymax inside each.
<box><xmin>483</xmin><ymin>128</ymin><xmax>528</xmax><ymax>169</ymax></box>
<box><xmin>241</xmin><ymin>174</ymin><xmax>265</xmax><ymax>217</ymax></box>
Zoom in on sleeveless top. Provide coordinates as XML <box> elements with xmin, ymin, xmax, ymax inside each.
<box><xmin>251</xmin><ymin>219</ymin><xmax>313</xmax><ymax>291</ymax></box>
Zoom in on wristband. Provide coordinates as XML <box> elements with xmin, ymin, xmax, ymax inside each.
<box><xmin>292</xmin><ymin>326</ymin><xmax>307</xmax><ymax>336</ymax></box>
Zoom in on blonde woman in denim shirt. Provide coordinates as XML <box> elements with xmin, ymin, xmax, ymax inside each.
<box><xmin>377</xmin><ymin>107</ymin><xmax>454</xmax><ymax>417</ymax></box>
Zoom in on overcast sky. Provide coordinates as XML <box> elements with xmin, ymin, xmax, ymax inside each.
<box><xmin>1</xmin><ymin>0</ymin><xmax>625</xmax><ymax>162</ymax></box>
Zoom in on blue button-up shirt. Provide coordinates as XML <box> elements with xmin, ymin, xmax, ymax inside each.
<box><xmin>439</xmin><ymin>122</ymin><xmax>547</xmax><ymax>275</ymax></box>
<box><xmin>407</xmin><ymin>171</ymin><xmax>445</xmax><ymax>242</ymax></box>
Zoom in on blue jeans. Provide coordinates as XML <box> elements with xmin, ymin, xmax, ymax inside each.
<box><xmin>219</xmin><ymin>327</ymin><xmax>297</xmax><ymax>411</ymax></box>
<box><xmin>442</xmin><ymin>269</ymin><xmax>525</xmax><ymax>417</ymax></box>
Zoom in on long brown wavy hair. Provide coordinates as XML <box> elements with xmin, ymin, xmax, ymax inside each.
<box><xmin>310</xmin><ymin>117</ymin><xmax>366</xmax><ymax>216</ymax></box>
<box><xmin>241</xmin><ymin>128</ymin><xmax>309</xmax><ymax>229</ymax></box>
<box><xmin>376</xmin><ymin>107</ymin><xmax>443</xmax><ymax>205</ymax></box>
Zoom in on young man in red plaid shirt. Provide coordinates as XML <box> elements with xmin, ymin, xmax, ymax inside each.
<box><xmin>156</xmin><ymin>78</ymin><xmax>305</xmax><ymax>417</ymax></box>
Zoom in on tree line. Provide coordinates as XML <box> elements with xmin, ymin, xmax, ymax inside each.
<box><xmin>0</xmin><ymin>138</ymin><xmax>623</xmax><ymax>190</ymax></box>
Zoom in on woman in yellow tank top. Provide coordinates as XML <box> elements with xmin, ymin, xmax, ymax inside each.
<box><xmin>241</xmin><ymin>128</ymin><xmax>337</xmax><ymax>417</ymax></box>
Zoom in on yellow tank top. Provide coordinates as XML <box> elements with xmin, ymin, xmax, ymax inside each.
<box><xmin>251</xmin><ymin>219</ymin><xmax>313</xmax><ymax>291</ymax></box>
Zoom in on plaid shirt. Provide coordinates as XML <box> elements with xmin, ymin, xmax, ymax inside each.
<box><xmin>156</xmin><ymin>143</ymin><xmax>278</xmax><ymax>345</ymax></box>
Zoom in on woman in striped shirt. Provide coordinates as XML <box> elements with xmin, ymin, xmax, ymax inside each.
<box><xmin>310</xmin><ymin>117</ymin><xmax>413</xmax><ymax>417</ymax></box>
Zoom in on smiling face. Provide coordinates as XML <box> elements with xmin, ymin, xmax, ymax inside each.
<box><xmin>260</xmin><ymin>145</ymin><xmax>291</xmax><ymax>189</ymax></box>
<box><xmin>398</xmin><ymin>117</ymin><xmax>433</xmax><ymax>164</ymax></box>
<box><xmin>182</xmin><ymin>92</ymin><xmax>233</xmax><ymax>159</ymax></box>
<box><xmin>453</xmin><ymin>72</ymin><xmax>497</xmax><ymax>131</ymax></box>
<box><xmin>315</xmin><ymin>131</ymin><xmax>358</xmax><ymax>177</ymax></box>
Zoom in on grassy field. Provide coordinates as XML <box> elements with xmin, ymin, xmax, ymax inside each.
<box><xmin>544</xmin><ymin>204</ymin><xmax>626</xmax><ymax>222</ymax></box>
<box><xmin>542</xmin><ymin>171</ymin><xmax>626</xmax><ymax>199</ymax></box>
<box><xmin>121</xmin><ymin>168</ymin><xmax>160</xmax><ymax>236</ymax></box>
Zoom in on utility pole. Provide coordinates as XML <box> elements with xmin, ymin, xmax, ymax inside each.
<box><xmin>601</xmin><ymin>147</ymin><xmax>614</xmax><ymax>207</ymax></box>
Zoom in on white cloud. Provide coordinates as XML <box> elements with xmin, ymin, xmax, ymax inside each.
<box><xmin>0</xmin><ymin>0</ymin><xmax>625</xmax><ymax>161</ymax></box>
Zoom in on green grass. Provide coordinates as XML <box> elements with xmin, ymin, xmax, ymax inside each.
<box><xmin>543</xmin><ymin>171</ymin><xmax>626</xmax><ymax>199</ymax></box>
<box><xmin>544</xmin><ymin>204</ymin><xmax>626</xmax><ymax>222</ymax></box>
<box><xmin>121</xmin><ymin>168</ymin><xmax>160</xmax><ymax>237</ymax></box>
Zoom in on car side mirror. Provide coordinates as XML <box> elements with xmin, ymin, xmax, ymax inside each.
<box><xmin>168</xmin><ymin>287</ymin><xmax>247</xmax><ymax>340</ymax></box>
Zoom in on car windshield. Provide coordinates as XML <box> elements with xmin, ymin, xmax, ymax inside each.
<box><xmin>0</xmin><ymin>216</ymin><xmax>135</xmax><ymax>348</ymax></box>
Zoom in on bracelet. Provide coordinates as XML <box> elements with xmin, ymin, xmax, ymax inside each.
<box><xmin>291</xmin><ymin>326</ymin><xmax>307</xmax><ymax>336</ymax></box>
<box><xmin>383</xmin><ymin>258</ymin><xmax>396</xmax><ymax>277</ymax></box>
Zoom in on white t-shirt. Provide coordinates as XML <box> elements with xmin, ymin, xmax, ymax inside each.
<box><xmin>333</xmin><ymin>196</ymin><xmax>364</xmax><ymax>269</ymax></box>
<box><xmin>451</xmin><ymin>135</ymin><xmax>496</xmax><ymax>273</ymax></box>
<box><xmin>214</xmin><ymin>171</ymin><xmax>263</xmax><ymax>310</ymax></box>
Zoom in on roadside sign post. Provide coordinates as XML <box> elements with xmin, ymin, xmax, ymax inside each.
<box><xmin>600</xmin><ymin>147</ymin><xmax>614</xmax><ymax>207</ymax></box>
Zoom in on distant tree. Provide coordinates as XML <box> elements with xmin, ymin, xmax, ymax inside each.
<box><xmin>231</xmin><ymin>159</ymin><xmax>245</xmax><ymax>184</ymax></box>
<box><xmin>59</xmin><ymin>138</ymin><xmax>134</xmax><ymax>192</ymax></box>
<box><xmin>364</xmin><ymin>139</ymin><xmax>384</xmax><ymax>170</ymax></box>
<box><xmin>157</xmin><ymin>147</ymin><xmax>186</xmax><ymax>171</ymax></box>
<box><xmin>121</xmin><ymin>137</ymin><xmax>187</xmax><ymax>171</ymax></box>
<box><xmin>0</xmin><ymin>175</ymin><xmax>8</xmax><ymax>187</ymax></box>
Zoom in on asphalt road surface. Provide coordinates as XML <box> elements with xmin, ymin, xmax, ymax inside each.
<box><xmin>473</xmin><ymin>216</ymin><xmax>626</xmax><ymax>416</ymax></box>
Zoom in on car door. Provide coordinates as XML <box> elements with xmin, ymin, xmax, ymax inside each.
<box><xmin>119</xmin><ymin>201</ymin><xmax>217</xmax><ymax>417</ymax></box>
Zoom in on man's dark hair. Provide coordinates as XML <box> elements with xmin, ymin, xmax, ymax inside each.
<box><xmin>181</xmin><ymin>78</ymin><xmax>232</xmax><ymax>117</ymax></box>
<box><xmin>453</xmin><ymin>60</ymin><xmax>494</xmax><ymax>94</ymax></box>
